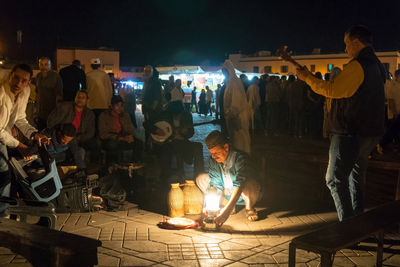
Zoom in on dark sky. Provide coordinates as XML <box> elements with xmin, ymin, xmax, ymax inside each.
<box><xmin>1</xmin><ymin>0</ymin><xmax>400</xmax><ymax>66</ymax></box>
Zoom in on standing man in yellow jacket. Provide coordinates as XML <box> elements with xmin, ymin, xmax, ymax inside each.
<box><xmin>297</xmin><ymin>25</ymin><xmax>386</xmax><ymax>221</ymax></box>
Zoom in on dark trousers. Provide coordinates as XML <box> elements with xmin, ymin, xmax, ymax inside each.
<box><xmin>207</xmin><ymin>102</ymin><xmax>212</xmax><ymax>115</ymax></box>
<box><xmin>380</xmin><ymin>115</ymin><xmax>400</xmax><ymax>148</ymax></box>
<box><xmin>326</xmin><ymin>135</ymin><xmax>379</xmax><ymax>221</ymax></box>
<box><xmin>102</xmin><ymin>139</ymin><xmax>144</xmax><ymax>165</ymax></box>
<box><xmin>156</xmin><ymin>139</ymin><xmax>204</xmax><ymax>179</ymax></box>
<box><xmin>79</xmin><ymin>138</ymin><xmax>102</xmax><ymax>162</ymax></box>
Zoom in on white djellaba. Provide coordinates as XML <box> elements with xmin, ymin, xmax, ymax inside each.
<box><xmin>223</xmin><ymin>60</ymin><xmax>251</xmax><ymax>154</ymax></box>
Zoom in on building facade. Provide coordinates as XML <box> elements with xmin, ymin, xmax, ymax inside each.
<box><xmin>56</xmin><ymin>48</ymin><xmax>120</xmax><ymax>76</ymax></box>
<box><xmin>229</xmin><ymin>50</ymin><xmax>400</xmax><ymax>76</ymax></box>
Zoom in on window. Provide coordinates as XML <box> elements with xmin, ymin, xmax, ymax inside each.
<box><xmin>310</xmin><ymin>65</ymin><xmax>315</xmax><ymax>72</ymax></box>
<box><xmin>327</xmin><ymin>64</ymin><xmax>334</xmax><ymax>72</ymax></box>
<box><xmin>264</xmin><ymin>66</ymin><xmax>272</xmax><ymax>73</ymax></box>
<box><xmin>383</xmin><ymin>63</ymin><xmax>390</xmax><ymax>72</ymax></box>
<box><xmin>104</xmin><ymin>64</ymin><xmax>114</xmax><ymax>71</ymax></box>
<box><xmin>253</xmin><ymin>66</ymin><xmax>259</xmax><ymax>73</ymax></box>
<box><xmin>280</xmin><ymin>65</ymin><xmax>288</xmax><ymax>73</ymax></box>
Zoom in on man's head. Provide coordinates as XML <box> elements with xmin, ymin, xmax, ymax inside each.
<box><xmin>205</xmin><ymin>130</ymin><xmax>230</xmax><ymax>164</ymax></box>
<box><xmin>344</xmin><ymin>25</ymin><xmax>371</xmax><ymax>58</ymax></box>
<box><xmin>315</xmin><ymin>72</ymin><xmax>323</xmax><ymax>79</ymax></box>
<box><xmin>394</xmin><ymin>69</ymin><xmax>400</xmax><ymax>82</ymax></box>
<box><xmin>175</xmin><ymin>79</ymin><xmax>182</xmax><ymax>88</ymax></box>
<box><xmin>55</xmin><ymin>123</ymin><xmax>76</xmax><ymax>146</ymax></box>
<box><xmin>72</xmin><ymin>60</ymin><xmax>81</xmax><ymax>68</ymax></box>
<box><xmin>144</xmin><ymin>65</ymin><xmax>153</xmax><ymax>80</ymax></box>
<box><xmin>38</xmin><ymin>57</ymin><xmax>51</xmax><ymax>73</ymax></box>
<box><xmin>111</xmin><ymin>95</ymin><xmax>124</xmax><ymax>114</ymax></box>
<box><xmin>240</xmin><ymin>74</ymin><xmax>248</xmax><ymax>83</ymax></box>
<box><xmin>74</xmin><ymin>90</ymin><xmax>89</xmax><ymax>108</ymax></box>
<box><xmin>9</xmin><ymin>64</ymin><xmax>33</xmax><ymax>95</ymax></box>
<box><xmin>169</xmin><ymin>75</ymin><xmax>174</xmax><ymax>82</ymax></box>
<box><xmin>90</xmin><ymin>58</ymin><xmax>101</xmax><ymax>70</ymax></box>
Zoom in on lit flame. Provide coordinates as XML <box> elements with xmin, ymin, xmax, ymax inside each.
<box><xmin>204</xmin><ymin>191</ymin><xmax>220</xmax><ymax>212</ymax></box>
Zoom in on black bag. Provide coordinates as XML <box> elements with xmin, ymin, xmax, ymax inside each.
<box><xmin>99</xmin><ymin>175</ymin><xmax>127</xmax><ymax>210</ymax></box>
<box><xmin>51</xmin><ymin>174</ymin><xmax>100</xmax><ymax>212</ymax></box>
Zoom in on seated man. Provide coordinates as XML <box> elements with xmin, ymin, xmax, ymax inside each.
<box><xmin>40</xmin><ymin>123</ymin><xmax>86</xmax><ymax>171</ymax></box>
<box><xmin>196</xmin><ymin>130</ymin><xmax>261</xmax><ymax>227</ymax></box>
<box><xmin>98</xmin><ymin>95</ymin><xmax>142</xmax><ymax>165</ymax></box>
<box><xmin>47</xmin><ymin>90</ymin><xmax>97</xmax><ymax>160</ymax></box>
<box><xmin>156</xmin><ymin>102</ymin><xmax>204</xmax><ymax>179</ymax></box>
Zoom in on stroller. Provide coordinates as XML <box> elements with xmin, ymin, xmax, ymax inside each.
<box><xmin>8</xmin><ymin>144</ymin><xmax>63</xmax><ymax>202</ymax></box>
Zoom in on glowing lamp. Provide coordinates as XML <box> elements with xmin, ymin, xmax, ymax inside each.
<box><xmin>204</xmin><ymin>191</ymin><xmax>220</xmax><ymax>212</ymax></box>
<box><xmin>202</xmin><ymin>187</ymin><xmax>220</xmax><ymax>230</ymax></box>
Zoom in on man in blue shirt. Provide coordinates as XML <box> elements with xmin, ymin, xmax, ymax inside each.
<box><xmin>196</xmin><ymin>130</ymin><xmax>261</xmax><ymax>226</ymax></box>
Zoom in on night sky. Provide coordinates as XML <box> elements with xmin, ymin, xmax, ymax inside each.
<box><xmin>1</xmin><ymin>0</ymin><xmax>400</xmax><ymax>66</ymax></box>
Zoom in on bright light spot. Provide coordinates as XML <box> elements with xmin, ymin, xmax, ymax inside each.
<box><xmin>204</xmin><ymin>191</ymin><xmax>220</xmax><ymax>212</ymax></box>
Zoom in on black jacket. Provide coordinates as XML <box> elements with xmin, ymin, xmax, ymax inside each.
<box><xmin>59</xmin><ymin>65</ymin><xmax>87</xmax><ymax>101</ymax></box>
<box><xmin>328</xmin><ymin>47</ymin><xmax>386</xmax><ymax>137</ymax></box>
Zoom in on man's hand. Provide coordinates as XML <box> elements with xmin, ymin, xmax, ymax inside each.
<box><xmin>34</xmin><ymin>133</ymin><xmax>50</xmax><ymax>147</ymax></box>
<box><xmin>214</xmin><ymin>206</ymin><xmax>231</xmax><ymax>227</ymax></box>
<box><xmin>296</xmin><ymin>66</ymin><xmax>311</xmax><ymax>81</ymax></box>
<box><xmin>17</xmin><ymin>142</ymin><xmax>32</xmax><ymax>159</ymax></box>
<box><xmin>125</xmin><ymin>135</ymin><xmax>134</xmax><ymax>143</ymax></box>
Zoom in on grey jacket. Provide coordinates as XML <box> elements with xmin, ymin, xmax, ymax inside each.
<box><xmin>47</xmin><ymin>102</ymin><xmax>95</xmax><ymax>142</ymax></box>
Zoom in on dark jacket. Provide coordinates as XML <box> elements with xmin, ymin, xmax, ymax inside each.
<box><xmin>98</xmin><ymin>110</ymin><xmax>135</xmax><ymax>140</ymax></box>
<box><xmin>47</xmin><ymin>102</ymin><xmax>95</xmax><ymax>142</ymax></box>
<box><xmin>328</xmin><ymin>47</ymin><xmax>386</xmax><ymax>137</ymax></box>
<box><xmin>59</xmin><ymin>65</ymin><xmax>87</xmax><ymax>101</ymax></box>
<box><xmin>36</xmin><ymin>71</ymin><xmax>63</xmax><ymax>120</ymax></box>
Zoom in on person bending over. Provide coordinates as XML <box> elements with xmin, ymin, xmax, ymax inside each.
<box><xmin>196</xmin><ymin>130</ymin><xmax>261</xmax><ymax>227</ymax></box>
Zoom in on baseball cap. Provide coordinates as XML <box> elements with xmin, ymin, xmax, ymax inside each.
<box><xmin>90</xmin><ymin>58</ymin><xmax>101</xmax><ymax>64</ymax></box>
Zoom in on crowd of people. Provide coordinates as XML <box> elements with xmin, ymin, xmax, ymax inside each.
<box><xmin>0</xmin><ymin>25</ymin><xmax>399</xmax><ymax>224</ymax></box>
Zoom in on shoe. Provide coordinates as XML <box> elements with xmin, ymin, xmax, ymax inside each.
<box><xmin>246</xmin><ymin>208</ymin><xmax>258</xmax><ymax>221</ymax></box>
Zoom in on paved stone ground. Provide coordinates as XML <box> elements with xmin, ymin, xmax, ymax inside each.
<box><xmin>1</xmin><ymin>112</ymin><xmax>400</xmax><ymax>266</ymax></box>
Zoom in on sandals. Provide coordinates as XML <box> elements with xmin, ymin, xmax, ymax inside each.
<box><xmin>246</xmin><ymin>208</ymin><xmax>258</xmax><ymax>221</ymax></box>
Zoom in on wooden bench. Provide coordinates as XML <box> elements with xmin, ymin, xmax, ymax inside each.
<box><xmin>0</xmin><ymin>217</ymin><xmax>102</xmax><ymax>267</ymax></box>
<box><xmin>288</xmin><ymin>200</ymin><xmax>400</xmax><ymax>267</ymax></box>
<box><xmin>0</xmin><ymin>197</ymin><xmax>57</xmax><ymax>229</ymax></box>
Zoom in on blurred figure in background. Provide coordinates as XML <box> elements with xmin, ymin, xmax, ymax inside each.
<box><xmin>247</xmin><ymin>77</ymin><xmax>262</xmax><ymax>134</ymax></box>
<box><xmin>36</xmin><ymin>57</ymin><xmax>63</xmax><ymax>130</ymax></box>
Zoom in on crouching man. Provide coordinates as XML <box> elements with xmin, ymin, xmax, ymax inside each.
<box><xmin>196</xmin><ymin>130</ymin><xmax>261</xmax><ymax>227</ymax></box>
<box><xmin>40</xmin><ymin>123</ymin><xmax>86</xmax><ymax>174</ymax></box>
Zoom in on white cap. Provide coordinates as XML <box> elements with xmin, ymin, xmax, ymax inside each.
<box><xmin>90</xmin><ymin>58</ymin><xmax>101</xmax><ymax>64</ymax></box>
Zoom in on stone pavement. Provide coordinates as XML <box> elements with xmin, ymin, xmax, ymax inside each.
<box><xmin>2</xmin><ymin>203</ymin><xmax>400</xmax><ymax>266</ymax></box>
<box><xmin>1</xmin><ymin>113</ymin><xmax>400</xmax><ymax>266</ymax></box>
